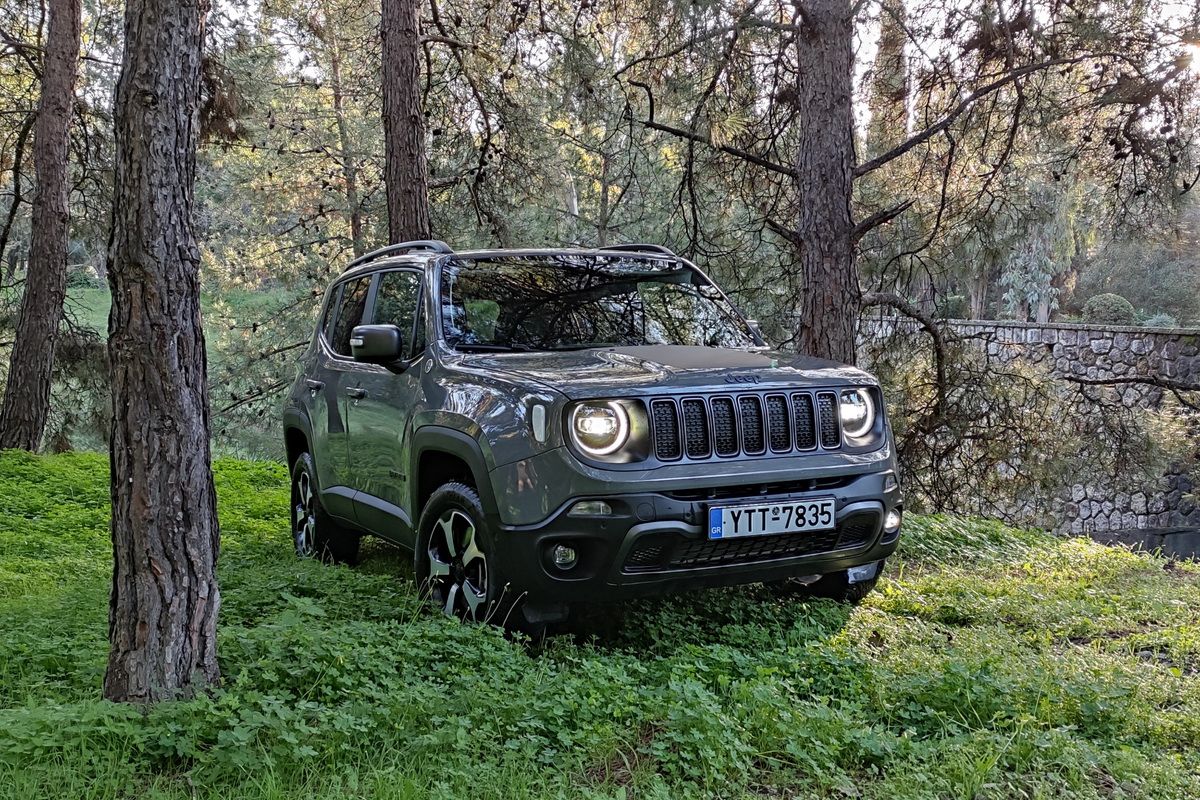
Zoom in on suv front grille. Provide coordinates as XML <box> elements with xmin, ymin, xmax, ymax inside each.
<box><xmin>623</xmin><ymin>509</ymin><xmax>880</xmax><ymax>572</ymax></box>
<box><xmin>651</xmin><ymin>400</ymin><xmax>681</xmax><ymax>460</ymax></box>
<box><xmin>651</xmin><ymin>391</ymin><xmax>841</xmax><ymax>462</ymax></box>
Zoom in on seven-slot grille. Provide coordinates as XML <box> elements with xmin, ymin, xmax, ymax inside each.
<box><xmin>649</xmin><ymin>391</ymin><xmax>841</xmax><ymax>462</ymax></box>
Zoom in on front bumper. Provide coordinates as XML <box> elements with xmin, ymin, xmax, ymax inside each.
<box><xmin>490</xmin><ymin>466</ymin><xmax>902</xmax><ymax>606</ymax></box>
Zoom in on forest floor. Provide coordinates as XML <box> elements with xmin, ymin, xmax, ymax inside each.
<box><xmin>1</xmin><ymin>451</ymin><xmax>1199</xmax><ymax>799</ymax></box>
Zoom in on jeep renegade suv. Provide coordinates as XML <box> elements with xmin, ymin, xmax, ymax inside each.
<box><xmin>283</xmin><ymin>240</ymin><xmax>902</xmax><ymax>630</ymax></box>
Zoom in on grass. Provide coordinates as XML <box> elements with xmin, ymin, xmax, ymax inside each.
<box><xmin>1</xmin><ymin>451</ymin><xmax>1198</xmax><ymax>798</ymax></box>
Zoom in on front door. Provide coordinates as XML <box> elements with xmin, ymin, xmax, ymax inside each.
<box><xmin>345</xmin><ymin>268</ymin><xmax>427</xmax><ymax>545</ymax></box>
<box><xmin>309</xmin><ymin>274</ymin><xmax>372</xmax><ymax>521</ymax></box>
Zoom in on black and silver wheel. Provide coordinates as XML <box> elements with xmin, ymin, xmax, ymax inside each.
<box><xmin>426</xmin><ymin>507</ymin><xmax>491</xmax><ymax>620</ymax></box>
<box><xmin>416</xmin><ymin>482</ymin><xmax>518</xmax><ymax>626</ymax></box>
<box><xmin>290</xmin><ymin>452</ymin><xmax>360</xmax><ymax>564</ymax></box>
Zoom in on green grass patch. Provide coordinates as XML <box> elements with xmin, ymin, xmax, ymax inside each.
<box><xmin>1</xmin><ymin>451</ymin><xmax>1198</xmax><ymax>798</ymax></box>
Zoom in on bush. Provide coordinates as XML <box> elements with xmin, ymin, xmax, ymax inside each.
<box><xmin>1142</xmin><ymin>312</ymin><xmax>1180</xmax><ymax>329</ymax></box>
<box><xmin>1082</xmin><ymin>293</ymin><xmax>1136</xmax><ymax>325</ymax></box>
<box><xmin>935</xmin><ymin>294</ymin><xmax>970</xmax><ymax>320</ymax></box>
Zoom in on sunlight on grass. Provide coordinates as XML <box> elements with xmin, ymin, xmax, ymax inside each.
<box><xmin>0</xmin><ymin>452</ymin><xmax>1197</xmax><ymax>798</ymax></box>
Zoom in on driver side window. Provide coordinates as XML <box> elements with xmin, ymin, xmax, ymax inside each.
<box><xmin>372</xmin><ymin>270</ymin><xmax>425</xmax><ymax>359</ymax></box>
<box><xmin>330</xmin><ymin>277</ymin><xmax>371</xmax><ymax>356</ymax></box>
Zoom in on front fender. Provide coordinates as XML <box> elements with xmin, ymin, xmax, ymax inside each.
<box><xmin>409</xmin><ymin>424</ymin><xmax>502</xmax><ymax>526</ymax></box>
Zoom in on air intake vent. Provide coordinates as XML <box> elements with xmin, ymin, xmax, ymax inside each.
<box><xmin>651</xmin><ymin>400</ymin><xmax>681</xmax><ymax>460</ymax></box>
<box><xmin>710</xmin><ymin>397</ymin><xmax>738</xmax><ymax>456</ymax></box>
<box><xmin>817</xmin><ymin>392</ymin><xmax>841</xmax><ymax>449</ymax></box>
<box><xmin>765</xmin><ymin>394</ymin><xmax>791</xmax><ymax>452</ymax></box>
<box><xmin>681</xmin><ymin>399</ymin><xmax>711</xmax><ymax>458</ymax></box>
<box><xmin>738</xmin><ymin>396</ymin><xmax>765</xmax><ymax>454</ymax></box>
<box><xmin>792</xmin><ymin>393</ymin><xmax>817</xmax><ymax>450</ymax></box>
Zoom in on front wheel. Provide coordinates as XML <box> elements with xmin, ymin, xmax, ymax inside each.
<box><xmin>291</xmin><ymin>452</ymin><xmax>360</xmax><ymax>564</ymax></box>
<box><xmin>415</xmin><ymin>482</ymin><xmax>511</xmax><ymax>624</ymax></box>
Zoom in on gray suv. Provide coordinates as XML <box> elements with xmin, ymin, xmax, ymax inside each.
<box><xmin>283</xmin><ymin>241</ymin><xmax>902</xmax><ymax>631</ymax></box>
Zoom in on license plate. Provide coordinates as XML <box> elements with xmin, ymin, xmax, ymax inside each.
<box><xmin>707</xmin><ymin>498</ymin><xmax>835</xmax><ymax>539</ymax></box>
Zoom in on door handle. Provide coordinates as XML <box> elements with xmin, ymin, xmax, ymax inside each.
<box><xmin>305</xmin><ymin>379</ymin><xmax>324</xmax><ymax>392</ymax></box>
<box><xmin>344</xmin><ymin>387</ymin><xmax>367</xmax><ymax>399</ymax></box>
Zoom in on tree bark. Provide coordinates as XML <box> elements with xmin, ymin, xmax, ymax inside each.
<box><xmin>329</xmin><ymin>40</ymin><xmax>365</xmax><ymax>257</ymax></box>
<box><xmin>792</xmin><ymin>0</ymin><xmax>859</xmax><ymax>363</ymax></box>
<box><xmin>0</xmin><ymin>114</ymin><xmax>35</xmax><ymax>280</ymax></box>
<box><xmin>103</xmin><ymin>0</ymin><xmax>220</xmax><ymax>702</ymax></box>
<box><xmin>0</xmin><ymin>0</ymin><xmax>81</xmax><ymax>451</ymax></box>
<box><xmin>381</xmin><ymin>0</ymin><xmax>430</xmax><ymax>242</ymax></box>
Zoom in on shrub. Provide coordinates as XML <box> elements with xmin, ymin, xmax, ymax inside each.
<box><xmin>1142</xmin><ymin>312</ymin><xmax>1180</xmax><ymax>329</ymax></box>
<box><xmin>1082</xmin><ymin>293</ymin><xmax>1136</xmax><ymax>325</ymax></box>
<box><xmin>935</xmin><ymin>294</ymin><xmax>970</xmax><ymax>320</ymax></box>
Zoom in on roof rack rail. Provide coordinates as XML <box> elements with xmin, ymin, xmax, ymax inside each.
<box><xmin>346</xmin><ymin>240</ymin><xmax>454</xmax><ymax>270</ymax></box>
<box><xmin>601</xmin><ymin>243</ymin><xmax>677</xmax><ymax>257</ymax></box>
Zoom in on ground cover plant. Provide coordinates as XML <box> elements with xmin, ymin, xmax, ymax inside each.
<box><xmin>0</xmin><ymin>451</ymin><xmax>1198</xmax><ymax>799</ymax></box>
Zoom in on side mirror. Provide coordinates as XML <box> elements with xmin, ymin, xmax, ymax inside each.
<box><xmin>350</xmin><ymin>324</ymin><xmax>405</xmax><ymax>363</ymax></box>
<box><xmin>745</xmin><ymin>318</ymin><xmax>765</xmax><ymax>340</ymax></box>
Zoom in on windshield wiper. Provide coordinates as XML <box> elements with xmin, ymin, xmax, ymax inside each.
<box><xmin>450</xmin><ymin>342</ymin><xmax>533</xmax><ymax>353</ymax></box>
<box><xmin>544</xmin><ymin>342</ymin><xmax>623</xmax><ymax>351</ymax></box>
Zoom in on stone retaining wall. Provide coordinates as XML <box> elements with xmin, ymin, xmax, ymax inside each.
<box><xmin>862</xmin><ymin>317</ymin><xmax>1200</xmax><ymax>534</ymax></box>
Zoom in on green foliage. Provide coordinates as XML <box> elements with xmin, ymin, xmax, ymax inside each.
<box><xmin>934</xmin><ymin>295</ymin><xmax>969</xmax><ymax>320</ymax></box>
<box><xmin>1142</xmin><ymin>312</ymin><xmax>1180</xmax><ymax>329</ymax></box>
<box><xmin>2</xmin><ymin>452</ymin><xmax>1200</xmax><ymax>798</ymax></box>
<box><xmin>1082</xmin><ymin>293</ymin><xmax>1137</xmax><ymax>325</ymax></box>
<box><xmin>1073</xmin><ymin>213</ymin><xmax>1200</xmax><ymax>326</ymax></box>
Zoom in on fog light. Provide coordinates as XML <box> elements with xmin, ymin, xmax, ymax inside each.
<box><xmin>884</xmin><ymin>474</ymin><xmax>899</xmax><ymax>492</ymax></box>
<box><xmin>568</xmin><ymin>500</ymin><xmax>612</xmax><ymax>517</ymax></box>
<box><xmin>551</xmin><ymin>544</ymin><xmax>578</xmax><ymax>570</ymax></box>
<box><xmin>884</xmin><ymin>509</ymin><xmax>902</xmax><ymax>533</ymax></box>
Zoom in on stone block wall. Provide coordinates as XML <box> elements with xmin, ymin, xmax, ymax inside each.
<box><xmin>862</xmin><ymin>317</ymin><xmax>1200</xmax><ymax>534</ymax></box>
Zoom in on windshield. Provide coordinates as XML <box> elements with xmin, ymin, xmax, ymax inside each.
<box><xmin>438</xmin><ymin>256</ymin><xmax>758</xmax><ymax>352</ymax></box>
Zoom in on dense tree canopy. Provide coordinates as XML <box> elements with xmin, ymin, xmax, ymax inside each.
<box><xmin>0</xmin><ymin>0</ymin><xmax>1197</xmax><ymax>452</ymax></box>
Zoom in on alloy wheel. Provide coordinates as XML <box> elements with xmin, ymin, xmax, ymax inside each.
<box><xmin>293</xmin><ymin>469</ymin><xmax>316</xmax><ymax>557</ymax></box>
<box><xmin>426</xmin><ymin>509</ymin><xmax>489</xmax><ymax>621</ymax></box>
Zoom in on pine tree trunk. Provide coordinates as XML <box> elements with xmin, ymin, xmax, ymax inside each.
<box><xmin>381</xmin><ymin>0</ymin><xmax>430</xmax><ymax>242</ymax></box>
<box><xmin>329</xmin><ymin>42</ymin><xmax>365</xmax><ymax>257</ymax></box>
<box><xmin>103</xmin><ymin>0</ymin><xmax>220</xmax><ymax>703</ymax></box>
<box><xmin>792</xmin><ymin>0</ymin><xmax>859</xmax><ymax>364</ymax></box>
<box><xmin>0</xmin><ymin>0</ymin><xmax>81</xmax><ymax>451</ymax></box>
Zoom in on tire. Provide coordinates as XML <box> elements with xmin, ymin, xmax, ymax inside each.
<box><xmin>415</xmin><ymin>482</ymin><xmax>520</xmax><ymax>627</ymax></box>
<box><xmin>771</xmin><ymin>561</ymin><xmax>884</xmax><ymax>605</ymax></box>
<box><xmin>290</xmin><ymin>452</ymin><xmax>360</xmax><ymax>564</ymax></box>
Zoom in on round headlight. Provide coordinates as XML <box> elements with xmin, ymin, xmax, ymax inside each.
<box><xmin>569</xmin><ymin>402</ymin><xmax>630</xmax><ymax>456</ymax></box>
<box><xmin>838</xmin><ymin>389</ymin><xmax>876</xmax><ymax>439</ymax></box>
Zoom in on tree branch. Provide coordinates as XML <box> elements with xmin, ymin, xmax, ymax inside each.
<box><xmin>627</xmin><ymin>80</ymin><xmax>797</xmax><ymax>178</ymax></box>
<box><xmin>861</xmin><ymin>292</ymin><xmax>948</xmax><ymax>418</ymax></box>
<box><xmin>1061</xmin><ymin>374</ymin><xmax>1200</xmax><ymax>411</ymax></box>
<box><xmin>855</xmin><ymin>55</ymin><xmax>1102</xmax><ymax>177</ymax></box>
<box><xmin>851</xmin><ymin>199</ymin><xmax>914</xmax><ymax>244</ymax></box>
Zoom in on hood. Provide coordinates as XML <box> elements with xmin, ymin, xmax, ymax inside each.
<box><xmin>451</xmin><ymin>345</ymin><xmax>876</xmax><ymax>399</ymax></box>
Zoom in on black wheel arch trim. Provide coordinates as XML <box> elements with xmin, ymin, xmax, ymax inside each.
<box><xmin>410</xmin><ymin>425</ymin><xmax>502</xmax><ymax>525</ymax></box>
<box><xmin>283</xmin><ymin>407</ymin><xmax>314</xmax><ymax>460</ymax></box>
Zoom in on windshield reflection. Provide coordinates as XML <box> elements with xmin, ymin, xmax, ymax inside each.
<box><xmin>439</xmin><ymin>255</ymin><xmax>756</xmax><ymax>352</ymax></box>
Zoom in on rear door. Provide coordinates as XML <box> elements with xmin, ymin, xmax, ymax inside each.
<box><xmin>308</xmin><ymin>274</ymin><xmax>372</xmax><ymax>520</ymax></box>
<box><xmin>344</xmin><ymin>268</ymin><xmax>427</xmax><ymax>545</ymax></box>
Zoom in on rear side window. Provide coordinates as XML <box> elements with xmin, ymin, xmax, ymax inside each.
<box><xmin>329</xmin><ymin>277</ymin><xmax>370</xmax><ymax>356</ymax></box>
<box><xmin>372</xmin><ymin>270</ymin><xmax>424</xmax><ymax>358</ymax></box>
